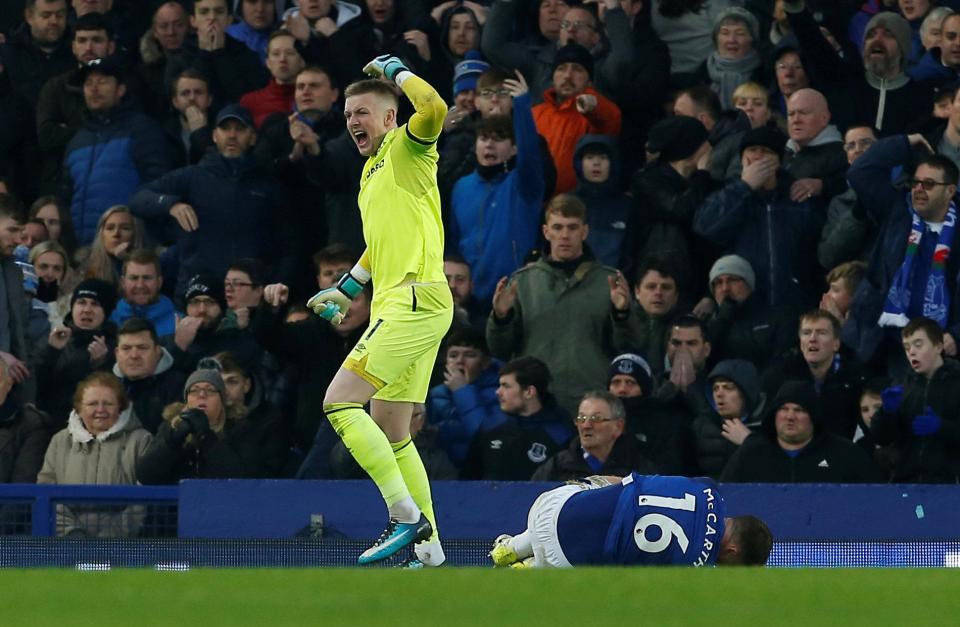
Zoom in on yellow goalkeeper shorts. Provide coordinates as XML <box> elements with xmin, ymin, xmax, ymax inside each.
<box><xmin>344</xmin><ymin>281</ymin><xmax>453</xmax><ymax>402</ymax></box>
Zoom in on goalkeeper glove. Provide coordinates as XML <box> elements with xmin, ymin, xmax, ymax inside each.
<box><xmin>307</xmin><ymin>264</ymin><xmax>370</xmax><ymax>325</ymax></box>
<box><xmin>363</xmin><ymin>54</ymin><xmax>409</xmax><ymax>82</ymax></box>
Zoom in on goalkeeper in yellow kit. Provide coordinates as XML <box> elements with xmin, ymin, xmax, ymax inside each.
<box><xmin>306</xmin><ymin>55</ymin><xmax>453</xmax><ymax>567</ymax></box>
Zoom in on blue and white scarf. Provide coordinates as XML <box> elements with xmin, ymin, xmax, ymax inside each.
<box><xmin>879</xmin><ymin>201</ymin><xmax>957</xmax><ymax>328</ymax></box>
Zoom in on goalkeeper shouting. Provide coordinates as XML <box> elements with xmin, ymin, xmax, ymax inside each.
<box><xmin>306</xmin><ymin>55</ymin><xmax>453</xmax><ymax>567</ymax></box>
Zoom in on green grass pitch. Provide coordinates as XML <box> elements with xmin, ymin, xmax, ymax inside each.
<box><xmin>3</xmin><ymin>568</ymin><xmax>959</xmax><ymax>626</ymax></box>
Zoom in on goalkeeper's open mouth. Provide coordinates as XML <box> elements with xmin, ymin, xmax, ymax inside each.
<box><xmin>353</xmin><ymin>130</ymin><xmax>370</xmax><ymax>151</ymax></box>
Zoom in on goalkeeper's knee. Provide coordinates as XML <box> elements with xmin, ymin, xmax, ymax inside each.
<box><xmin>323</xmin><ymin>402</ymin><xmax>364</xmax><ymax>436</ymax></box>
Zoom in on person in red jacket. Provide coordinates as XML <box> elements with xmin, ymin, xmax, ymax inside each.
<box><xmin>532</xmin><ymin>43</ymin><xmax>621</xmax><ymax>195</ymax></box>
<box><xmin>239</xmin><ymin>29</ymin><xmax>305</xmax><ymax>128</ymax></box>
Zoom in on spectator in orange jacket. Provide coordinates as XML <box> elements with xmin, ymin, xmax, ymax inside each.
<box><xmin>533</xmin><ymin>43</ymin><xmax>621</xmax><ymax>195</ymax></box>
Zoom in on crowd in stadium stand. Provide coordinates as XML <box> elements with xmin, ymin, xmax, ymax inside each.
<box><xmin>2</xmin><ymin>0</ymin><xmax>960</xmax><ymax>523</ymax></box>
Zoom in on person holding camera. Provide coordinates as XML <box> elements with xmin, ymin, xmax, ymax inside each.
<box><xmin>136</xmin><ymin>366</ymin><xmax>285</xmax><ymax>483</ymax></box>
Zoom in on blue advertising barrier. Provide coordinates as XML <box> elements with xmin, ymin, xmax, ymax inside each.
<box><xmin>2</xmin><ymin>482</ymin><xmax>959</xmax><ymax>567</ymax></box>
<box><xmin>176</xmin><ymin>480</ymin><xmax>960</xmax><ymax>541</ymax></box>
<box><xmin>2</xmin><ymin>481</ymin><xmax>958</xmax><ymax>541</ymax></box>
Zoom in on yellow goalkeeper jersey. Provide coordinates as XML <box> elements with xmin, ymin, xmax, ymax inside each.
<box><xmin>357</xmin><ymin>119</ymin><xmax>446</xmax><ymax>296</ymax></box>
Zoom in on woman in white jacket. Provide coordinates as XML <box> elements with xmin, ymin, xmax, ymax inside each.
<box><xmin>37</xmin><ymin>372</ymin><xmax>152</xmax><ymax>537</ymax></box>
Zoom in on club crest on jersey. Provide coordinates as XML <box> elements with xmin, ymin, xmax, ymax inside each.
<box><xmin>365</xmin><ymin>159</ymin><xmax>385</xmax><ymax>180</ymax></box>
<box><xmin>527</xmin><ymin>442</ymin><xmax>548</xmax><ymax>463</ymax></box>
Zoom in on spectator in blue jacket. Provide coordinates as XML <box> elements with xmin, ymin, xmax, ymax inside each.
<box><xmin>694</xmin><ymin>125</ymin><xmax>824</xmax><ymax>311</ymax></box>
<box><xmin>426</xmin><ymin>326</ymin><xmax>506</xmax><ymax>468</ymax></box>
<box><xmin>450</xmin><ymin>70</ymin><xmax>544</xmax><ymax>306</ymax></box>
<box><xmin>572</xmin><ymin>134</ymin><xmax>628</xmax><ymax>267</ymax></box>
<box><xmin>110</xmin><ymin>249</ymin><xmax>177</xmax><ymax>340</ymax></box>
<box><xmin>62</xmin><ymin>57</ymin><xmax>174</xmax><ymax>245</ymax></box>
<box><xmin>129</xmin><ymin>104</ymin><xmax>295</xmax><ymax>300</ymax></box>
<box><xmin>843</xmin><ymin>134</ymin><xmax>960</xmax><ymax>375</ymax></box>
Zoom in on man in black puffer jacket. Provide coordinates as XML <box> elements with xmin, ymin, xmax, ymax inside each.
<box><xmin>721</xmin><ymin>380</ymin><xmax>881</xmax><ymax>483</ymax></box>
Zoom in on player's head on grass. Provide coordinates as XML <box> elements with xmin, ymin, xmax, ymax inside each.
<box><xmin>344</xmin><ymin>79</ymin><xmax>401</xmax><ymax>156</ymax></box>
<box><xmin>717</xmin><ymin>514</ymin><xmax>773</xmax><ymax>566</ymax></box>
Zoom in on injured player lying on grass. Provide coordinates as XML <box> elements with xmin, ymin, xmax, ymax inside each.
<box><xmin>490</xmin><ymin>473</ymin><xmax>773</xmax><ymax>568</ymax></box>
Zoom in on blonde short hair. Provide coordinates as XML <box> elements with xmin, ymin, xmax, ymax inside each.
<box><xmin>731</xmin><ymin>81</ymin><xmax>769</xmax><ymax>108</ymax></box>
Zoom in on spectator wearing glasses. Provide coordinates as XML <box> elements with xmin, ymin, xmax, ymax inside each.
<box><xmin>166</xmin><ymin>274</ymin><xmax>263</xmax><ymax>374</ymax></box>
<box><xmin>137</xmin><ymin>363</ymin><xmax>283</xmax><ymax>482</ymax></box>
<box><xmin>531</xmin><ymin>390</ymin><xmax>656</xmax><ymax>481</ymax></box>
<box><xmin>438</xmin><ymin>68</ymin><xmax>556</xmax><ymax>209</ymax></box>
<box><xmin>223</xmin><ymin>258</ymin><xmax>265</xmax><ymax>331</ymax></box>
<box><xmin>37</xmin><ymin>372</ymin><xmax>152</xmax><ymax>536</ymax></box>
<box><xmin>844</xmin><ymin>135</ymin><xmax>960</xmax><ymax>376</ymax></box>
<box><xmin>481</xmin><ymin>0</ymin><xmax>570</xmax><ymax>102</ymax></box>
<box><xmin>817</xmin><ymin>125</ymin><xmax>878</xmax><ymax>271</ymax></box>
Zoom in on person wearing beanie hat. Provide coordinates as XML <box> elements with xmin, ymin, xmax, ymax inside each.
<box><xmin>646</xmin><ymin>116</ymin><xmax>710</xmax><ymax>163</ymax></box>
<box><xmin>533</xmin><ymin>43</ymin><xmax>621</xmax><ymax>194</ymax></box>
<box><xmin>781</xmin><ymin>1</ymin><xmax>930</xmax><ymax>135</ymax></box>
<box><xmin>702</xmin><ymin>253</ymin><xmax>797</xmax><ymax>370</ymax></box>
<box><xmin>451</xmin><ymin>51</ymin><xmax>490</xmax><ymax>127</ymax></box>
<box><xmin>606</xmin><ymin>345</ymin><xmax>694</xmax><ymax>475</ymax></box>
<box><xmin>627</xmin><ymin>119</ymin><xmax>715</xmax><ymax>299</ymax></box>
<box><xmin>184</xmin><ymin>274</ymin><xmax>226</xmax><ymax>312</ymax></box>
<box><xmin>695</xmin><ymin>115</ymin><xmax>824</xmax><ymax>310</ymax></box>
<box><xmin>71</xmin><ymin>278</ymin><xmax>119</xmax><ymax>322</ymax></box>
<box><xmin>720</xmin><ymin>380</ymin><xmax>882</xmax><ymax>483</ymax></box>
<box><xmin>704</xmin><ymin>7</ymin><xmax>763</xmax><ymax>112</ymax></box>
<box><xmin>738</xmin><ymin>125</ymin><xmax>787</xmax><ymax>161</ymax></box>
<box><xmin>182</xmin><ymin>368</ymin><xmax>227</xmax><ymax>403</ymax></box>
<box><xmin>136</xmin><ymin>366</ymin><xmax>234</xmax><ymax>483</ymax></box>
<box><xmin>608</xmin><ymin>353</ymin><xmax>653</xmax><ymax>398</ymax></box>
<box><xmin>552</xmin><ymin>42</ymin><xmax>595</xmax><ymax>81</ymax></box>
<box><xmin>709</xmin><ymin>255</ymin><xmax>756</xmax><ymax>294</ymax></box>
<box><xmin>863</xmin><ymin>11</ymin><xmax>913</xmax><ymax>76</ymax></box>
<box><xmin>453</xmin><ymin>50</ymin><xmax>490</xmax><ymax>98</ymax></box>
<box><xmin>38</xmin><ymin>278</ymin><xmax>120</xmax><ymax>424</ymax></box>
<box><xmin>169</xmin><ymin>270</ymin><xmax>267</xmax><ymax>374</ymax></box>
<box><xmin>672</xmin><ymin>85</ymin><xmax>750</xmax><ymax>184</ymax></box>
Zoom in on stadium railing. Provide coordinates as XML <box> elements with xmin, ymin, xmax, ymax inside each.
<box><xmin>1</xmin><ymin>481</ymin><xmax>958</xmax><ymax>568</ymax></box>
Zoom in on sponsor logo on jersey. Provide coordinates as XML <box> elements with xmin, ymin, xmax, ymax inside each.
<box><xmin>365</xmin><ymin>159</ymin><xmax>385</xmax><ymax>180</ymax></box>
<box><xmin>489</xmin><ymin>439</ymin><xmax>503</xmax><ymax>450</ymax></box>
<box><xmin>527</xmin><ymin>442</ymin><xmax>548</xmax><ymax>463</ymax></box>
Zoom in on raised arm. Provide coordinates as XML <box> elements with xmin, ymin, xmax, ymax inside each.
<box><xmin>400</xmin><ymin>73</ymin><xmax>448</xmax><ymax>143</ymax></box>
<box><xmin>363</xmin><ymin>55</ymin><xmax>448</xmax><ymax>143</ymax></box>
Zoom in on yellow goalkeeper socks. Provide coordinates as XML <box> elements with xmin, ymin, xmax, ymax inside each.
<box><xmin>391</xmin><ymin>436</ymin><xmax>439</xmax><ymax>542</ymax></box>
<box><xmin>325</xmin><ymin>402</ymin><xmax>418</xmax><ymax>521</ymax></box>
